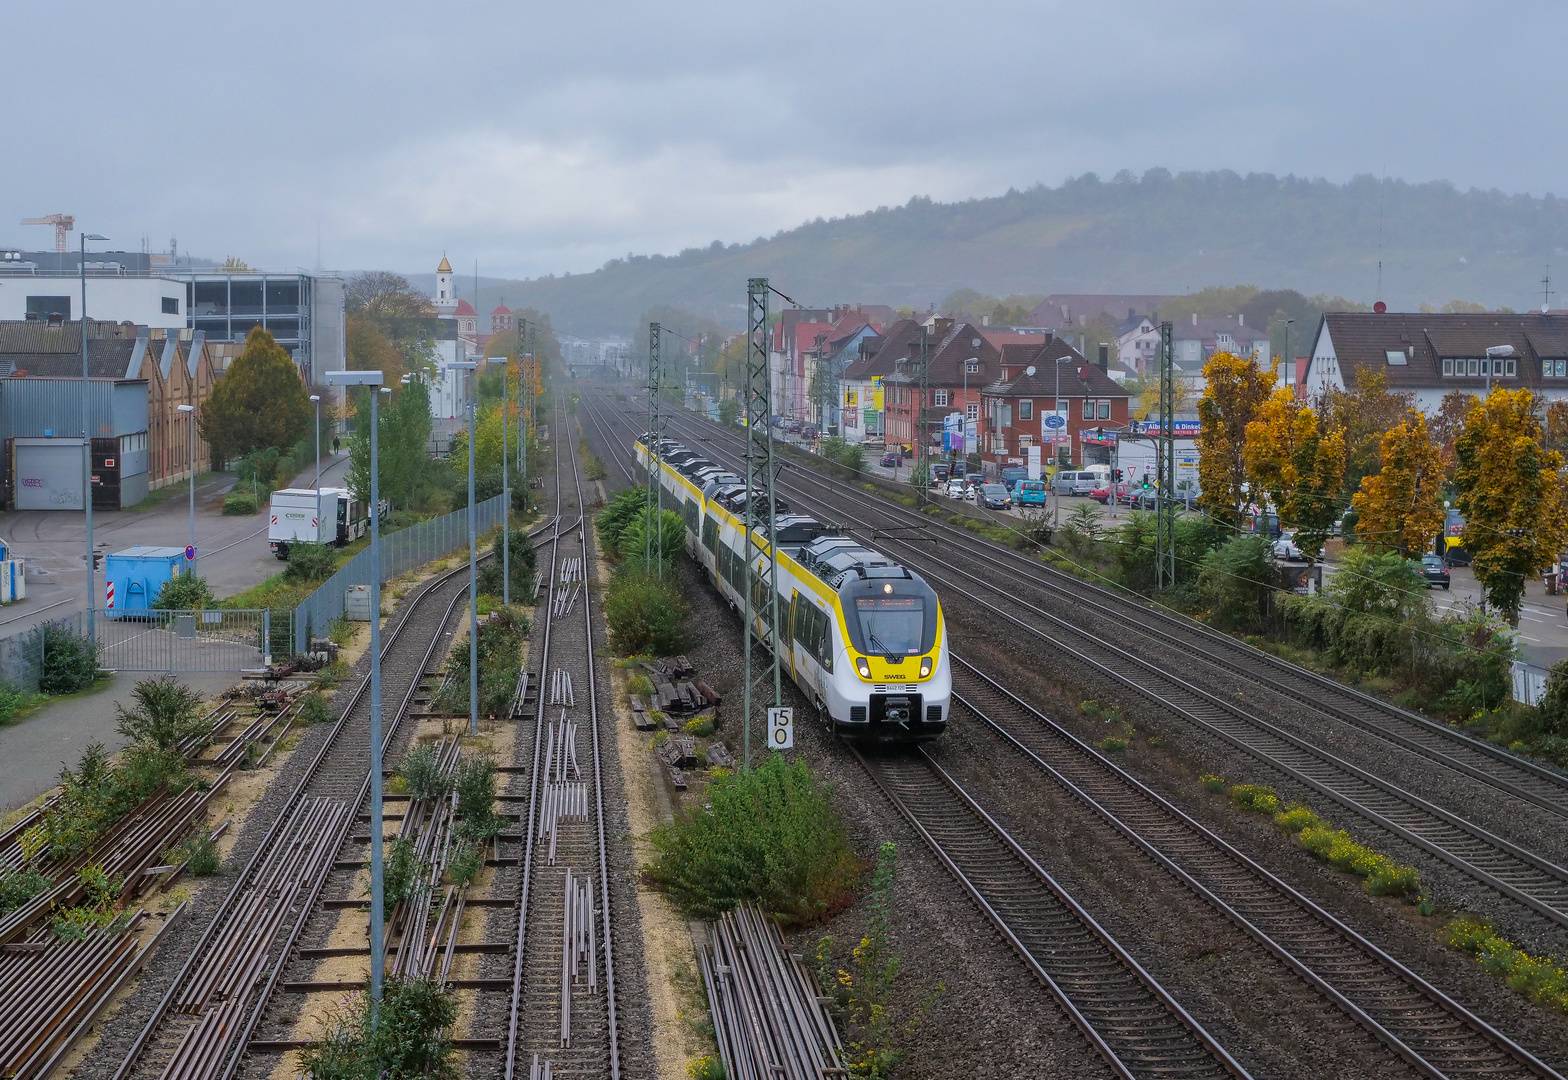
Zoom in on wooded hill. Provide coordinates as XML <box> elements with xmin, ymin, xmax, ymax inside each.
<box><xmin>448</xmin><ymin>170</ymin><xmax>1568</xmax><ymax>337</ymax></box>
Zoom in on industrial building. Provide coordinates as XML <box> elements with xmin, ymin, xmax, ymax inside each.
<box><xmin>0</xmin><ymin>319</ymin><xmax>216</xmax><ymax>509</ymax></box>
<box><xmin>0</xmin><ymin>249</ymin><xmax>345</xmax><ymax>385</ymax></box>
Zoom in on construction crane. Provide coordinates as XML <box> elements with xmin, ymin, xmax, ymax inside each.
<box><xmin>21</xmin><ymin>214</ymin><xmax>75</xmax><ymax>252</ymax></box>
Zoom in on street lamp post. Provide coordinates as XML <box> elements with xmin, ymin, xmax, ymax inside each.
<box><xmin>452</xmin><ymin>360</ymin><xmax>479</xmax><ymax>737</ymax></box>
<box><xmin>325</xmin><ymin>369</ymin><xmax>386</xmax><ymax>1008</ymax></box>
<box><xmin>1485</xmin><ymin>344</ymin><xmax>1516</xmax><ymax>395</ymax></box>
<box><xmin>177</xmin><ymin>404</ymin><xmax>196</xmax><ymax>574</ymax></box>
<box><xmin>487</xmin><ymin>356</ymin><xmax>510</xmax><ymax>605</ymax></box>
<box><xmin>309</xmin><ymin>394</ymin><xmax>322</xmax><ymax>488</ymax></box>
<box><xmin>79</xmin><ymin>232</ymin><xmax>108</xmax><ymax>637</ymax></box>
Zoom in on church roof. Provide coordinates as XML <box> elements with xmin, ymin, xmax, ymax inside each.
<box><xmin>437</xmin><ymin>255</ymin><xmax>453</xmax><ymax>273</ymax></box>
<box><xmin>454</xmin><ymin>299</ymin><xmax>477</xmax><ymax>316</ymax></box>
<box><xmin>491</xmin><ymin>304</ymin><xmax>511</xmax><ymax>314</ymax></box>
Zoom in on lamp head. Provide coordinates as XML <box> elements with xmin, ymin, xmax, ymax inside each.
<box><xmin>1485</xmin><ymin>344</ymin><xmax>1517</xmax><ymax>358</ymax></box>
<box><xmin>309</xmin><ymin>394</ymin><xmax>320</xmax><ymax>403</ymax></box>
<box><xmin>82</xmin><ymin>234</ymin><xmax>108</xmax><ymax>242</ymax></box>
<box><xmin>486</xmin><ymin>356</ymin><xmax>507</xmax><ymax>365</ymax></box>
<box><xmin>326</xmin><ymin>370</ymin><xmax>383</xmax><ymax>386</ymax></box>
<box><xmin>176</xmin><ymin>404</ymin><xmax>195</xmax><ymax>413</ymax></box>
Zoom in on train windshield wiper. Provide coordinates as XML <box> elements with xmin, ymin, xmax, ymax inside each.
<box><xmin>867</xmin><ymin>631</ymin><xmax>890</xmax><ymax>656</ymax></box>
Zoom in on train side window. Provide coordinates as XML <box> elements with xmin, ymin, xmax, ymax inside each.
<box><xmin>814</xmin><ymin>607</ymin><xmax>833</xmax><ymax>671</ymax></box>
<box><xmin>683</xmin><ymin>499</ymin><xmax>699</xmax><ymax>531</ymax></box>
<box><xmin>787</xmin><ymin>592</ymin><xmax>800</xmax><ymax>644</ymax></box>
<box><xmin>702</xmin><ymin>517</ymin><xmax>717</xmax><ymax>553</ymax></box>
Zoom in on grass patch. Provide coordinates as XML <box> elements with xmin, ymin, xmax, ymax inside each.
<box><xmin>682</xmin><ymin>716</ymin><xmax>715</xmax><ymax>737</ymax></box>
<box><xmin>1098</xmin><ymin>736</ymin><xmax>1128</xmax><ymax>752</ymax></box>
<box><xmin>1227</xmin><ymin>782</ymin><xmax>1279</xmax><ymax>814</ymax></box>
<box><xmin>1446</xmin><ymin>916</ymin><xmax>1568</xmax><ymax>1014</ymax></box>
<box><xmin>431</xmin><ymin>607</ymin><xmax>529</xmax><ymax>719</ymax></box>
<box><xmin>298</xmin><ymin>977</ymin><xmax>458</xmax><ymax>1080</ymax></box>
<box><xmin>1199</xmin><ymin>773</ymin><xmax>1226</xmax><ymax>793</ymax></box>
<box><xmin>646</xmin><ymin>754</ymin><xmax>858</xmax><ymax>925</ymax></box>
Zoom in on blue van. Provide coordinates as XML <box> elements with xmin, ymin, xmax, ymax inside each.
<box><xmin>1016</xmin><ymin>479</ymin><xmax>1048</xmax><ymax>506</ymax></box>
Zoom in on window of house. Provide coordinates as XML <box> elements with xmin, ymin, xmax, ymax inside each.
<box><xmin>966</xmin><ymin>358</ymin><xmax>979</xmax><ymax>374</ymax></box>
<box><xmin>1443</xmin><ymin>358</ymin><xmax>1454</xmax><ymax>376</ymax></box>
<box><xmin>162</xmin><ymin>297</ymin><xmax>180</xmax><ymax>315</ymax></box>
<box><xmin>1385</xmin><ymin>349</ymin><xmax>1407</xmax><ymax>366</ymax></box>
<box><xmin>966</xmin><ymin>402</ymin><xmax>978</xmax><ymax>422</ymax></box>
<box><xmin>1082</xmin><ymin>399</ymin><xmax>1094</xmax><ymax>420</ymax></box>
<box><xmin>1018</xmin><ymin>434</ymin><xmax>1033</xmax><ymax>448</ymax></box>
<box><xmin>1097</xmin><ymin>400</ymin><xmax>1111</xmax><ymax>420</ymax></box>
<box><xmin>933</xmin><ymin>389</ymin><xmax>949</xmax><ymax>407</ymax></box>
<box><xmin>1467</xmin><ymin>358</ymin><xmax>1480</xmax><ymax>376</ymax></box>
<box><xmin>1019</xmin><ymin>400</ymin><xmax>1033</xmax><ymax>420</ymax></box>
<box><xmin>1507</xmin><ymin>358</ymin><xmax>1517</xmax><ymax>377</ymax></box>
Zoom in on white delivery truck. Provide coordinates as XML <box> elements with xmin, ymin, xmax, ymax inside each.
<box><xmin>268</xmin><ymin>487</ymin><xmax>368</xmax><ymax>558</ymax></box>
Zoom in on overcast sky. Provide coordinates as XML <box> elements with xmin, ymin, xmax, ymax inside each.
<box><xmin>5</xmin><ymin>1</ymin><xmax>1562</xmax><ymax>279</ymax></box>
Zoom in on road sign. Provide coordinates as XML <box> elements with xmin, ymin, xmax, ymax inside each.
<box><xmin>1043</xmin><ymin>414</ymin><xmax>1066</xmax><ymax>430</ymax></box>
<box><xmin>185</xmin><ymin>545</ymin><xmax>196</xmax><ymax>562</ymax></box>
<box><xmin>768</xmin><ymin>707</ymin><xmax>794</xmax><ymax>750</ymax></box>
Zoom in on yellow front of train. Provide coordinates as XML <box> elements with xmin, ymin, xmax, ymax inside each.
<box><xmin>826</xmin><ymin>571</ymin><xmax>949</xmax><ymax>742</ymax></box>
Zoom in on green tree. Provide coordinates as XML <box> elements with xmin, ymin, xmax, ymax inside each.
<box><xmin>113</xmin><ymin>676</ymin><xmax>208</xmax><ymax>753</ymax></box>
<box><xmin>1350</xmin><ymin>413</ymin><xmax>1446</xmax><ymax>557</ymax></box>
<box><xmin>1454</xmin><ymin>388</ymin><xmax>1568</xmax><ymax>624</ymax></box>
<box><xmin>1197</xmin><ymin>534</ymin><xmax>1275</xmax><ymax>631</ymax></box>
<box><xmin>198</xmin><ymin>327</ymin><xmax>311</xmax><ymax>463</ymax></box>
<box><xmin>347</xmin><ymin>379</ymin><xmax>438</xmax><ymax>512</ymax></box>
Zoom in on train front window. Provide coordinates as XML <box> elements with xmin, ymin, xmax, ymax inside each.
<box><xmin>855</xmin><ymin>596</ymin><xmax>924</xmax><ymax>655</ymax></box>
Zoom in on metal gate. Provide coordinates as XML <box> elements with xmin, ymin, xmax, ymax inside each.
<box><xmin>95</xmin><ymin>609</ymin><xmax>269</xmax><ymax>673</ymax></box>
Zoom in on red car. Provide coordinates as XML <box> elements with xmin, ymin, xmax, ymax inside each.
<box><xmin>1090</xmin><ymin>482</ymin><xmax>1132</xmax><ymax>505</ymax></box>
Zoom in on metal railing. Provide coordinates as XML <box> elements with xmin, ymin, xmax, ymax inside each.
<box><xmin>96</xmin><ymin>609</ymin><xmax>269</xmax><ymax>674</ymax></box>
<box><xmin>291</xmin><ymin>494</ymin><xmax>506</xmax><ymax>650</ymax></box>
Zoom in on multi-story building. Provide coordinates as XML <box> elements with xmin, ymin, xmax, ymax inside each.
<box><xmin>980</xmin><ymin>338</ymin><xmax>1132</xmax><ymax>470</ymax></box>
<box><xmin>880</xmin><ymin>317</ymin><xmax>1002</xmax><ymax>458</ymax></box>
<box><xmin>1170</xmin><ymin>314</ymin><xmax>1271</xmax><ymax>389</ymax></box>
<box><xmin>1115</xmin><ymin>311</ymin><xmax>1160</xmax><ymax>373</ymax></box>
<box><xmin>1303</xmin><ymin>310</ymin><xmax>1568</xmax><ymax>413</ymax></box>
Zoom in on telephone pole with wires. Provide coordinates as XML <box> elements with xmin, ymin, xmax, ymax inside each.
<box><xmin>741</xmin><ymin>279</ymin><xmax>783</xmax><ymax>769</ymax></box>
<box><xmin>1155</xmin><ymin>321</ymin><xmax>1177</xmax><ymax>590</ymax></box>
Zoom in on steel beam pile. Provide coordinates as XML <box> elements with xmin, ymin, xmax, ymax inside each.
<box><xmin>550</xmin><ymin>584</ymin><xmax>580</xmax><ymax>617</ymax></box>
<box><xmin>0</xmin><ymin>910</ymin><xmax>184</xmax><ymax>1080</ymax></box>
<box><xmin>530</xmin><ymin>1052</ymin><xmax>554</xmax><ymax>1080</ymax></box>
<box><xmin>558</xmin><ymin>867</ymin><xmax>597</xmax><ymax>1047</ymax></box>
<box><xmin>538</xmin><ymin>720</ymin><xmax>586</xmax><ymax>865</ymax></box>
<box><xmin>548</xmin><ymin>669</ymin><xmax>576</xmax><ymax>707</ymax></box>
<box><xmin>384</xmin><ymin>738</ymin><xmax>466</xmax><ymax>979</ymax></box>
<box><xmin>699</xmin><ymin>905</ymin><xmax>847</xmax><ymax>1080</ymax></box>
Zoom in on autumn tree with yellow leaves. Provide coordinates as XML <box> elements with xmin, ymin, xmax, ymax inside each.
<box><xmin>1350</xmin><ymin>413</ymin><xmax>1446</xmax><ymax>558</ymax></box>
<box><xmin>1196</xmin><ymin>351</ymin><xmax>1275</xmax><ymax>532</ymax></box>
<box><xmin>1242</xmin><ymin>387</ymin><xmax>1347</xmax><ymax>559</ymax></box>
<box><xmin>1453</xmin><ymin>388</ymin><xmax>1568</xmax><ymax>624</ymax></box>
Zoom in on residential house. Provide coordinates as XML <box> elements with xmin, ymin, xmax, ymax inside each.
<box><xmin>1304</xmin><ymin>311</ymin><xmax>1568</xmax><ymax>414</ymax></box>
<box><xmin>881</xmin><ymin>317</ymin><xmax>1002</xmax><ymax>457</ymax></box>
<box><xmin>802</xmin><ymin>315</ymin><xmax>881</xmax><ymax>434</ymax></box>
<box><xmin>770</xmin><ymin>307</ymin><xmax>835</xmax><ymax>420</ymax></box>
<box><xmin>980</xmin><ymin>338</ymin><xmax>1132</xmax><ymax>472</ymax></box>
<box><xmin>1114</xmin><ymin>311</ymin><xmax>1160</xmax><ymax>373</ymax></box>
<box><xmin>1028</xmin><ymin>294</ymin><xmax>1175</xmax><ymax>329</ymax></box>
<box><xmin>1170</xmin><ymin>314</ymin><xmax>1271</xmax><ymax>390</ymax></box>
<box><xmin>839</xmin><ymin>331</ymin><xmax>893</xmax><ymax>446</ymax></box>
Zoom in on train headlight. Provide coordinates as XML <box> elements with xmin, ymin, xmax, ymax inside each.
<box><xmin>855</xmin><ymin>656</ymin><xmax>871</xmax><ymax>679</ymax></box>
<box><xmin>920</xmin><ymin>655</ymin><xmax>932</xmax><ymax>678</ymax></box>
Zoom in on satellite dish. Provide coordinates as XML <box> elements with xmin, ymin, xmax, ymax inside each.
<box><xmin>971</xmin><ymin>338</ymin><xmax>982</xmax><ymax>347</ymax></box>
<box><xmin>1026</xmin><ymin>365</ymin><xmax>1036</xmax><ymax>376</ymax></box>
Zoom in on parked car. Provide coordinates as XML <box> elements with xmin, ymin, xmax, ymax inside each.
<box><xmin>1053</xmin><ymin>470</ymin><xmax>1100</xmax><ymax>496</ymax></box>
<box><xmin>965</xmin><ymin>471</ymin><xmax>985</xmax><ymax>488</ymax></box>
<box><xmin>1000</xmin><ymin>466</ymin><xmax>1029</xmax><ymax>490</ymax></box>
<box><xmin>880</xmin><ymin>452</ymin><xmax>901</xmax><ymax>468</ymax></box>
<box><xmin>1016</xmin><ymin>479</ymin><xmax>1048</xmax><ymax>506</ymax></box>
<box><xmin>1420</xmin><ymin>554</ymin><xmax>1452</xmax><ymax>589</ymax></box>
<box><xmin>931</xmin><ymin>462</ymin><xmax>952</xmax><ymax>483</ymax></box>
<box><xmin>1090</xmin><ymin>483</ymin><xmax>1132</xmax><ymax>505</ymax></box>
<box><xmin>944</xmin><ymin>478</ymin><xmax>968</xmax><ymax>499</ymax></box>
<box><xmin>979</xmin><ymin>483</ymin><xmax>1012</xmax><ymax>510</ymax></box>
<box><xmin>1272</xmin><ymin>531</ymin><xmax>1303</xmax><ymax>560</ymax></box>
<box><xmin>784</xmin><ymin>419</ymin><xmax>802</xmax><ymax>434</ymax></box>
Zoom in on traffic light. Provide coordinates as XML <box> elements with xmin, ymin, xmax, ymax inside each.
<box><xmin>1113</xmin><ymin>469</ymin><xmax>1123</xmax><ymax>483</ymax></box>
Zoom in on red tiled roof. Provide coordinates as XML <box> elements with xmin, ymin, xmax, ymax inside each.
<box><xmin>454</xmin><ymin>300</ymin><xmax>477</xmax><ymax>316</ymax></box>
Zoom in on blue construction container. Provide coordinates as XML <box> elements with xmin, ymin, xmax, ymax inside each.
<box><xmin>105</xmin><ymin>546</ymin><xmax>186</xmax><ymax>616</ymax></box>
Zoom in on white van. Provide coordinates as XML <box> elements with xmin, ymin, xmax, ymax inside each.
<box><xmin>1052</xmin><ymin>470</ymin><xmax>1100</xmax><ymax>496</ymax></box>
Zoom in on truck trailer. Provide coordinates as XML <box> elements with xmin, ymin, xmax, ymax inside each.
<box><xmin>268</xmin><ymin>488</ymin><xmax>367</xmax><ymax>558</ymax></box>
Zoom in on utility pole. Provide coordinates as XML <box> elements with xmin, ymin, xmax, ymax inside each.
<box><xmin>742</xmin><ymin>279</ymin><xmax>782</xmax><ymax>770</ymax></box>
<box><xmin>915</xmin><ymin>324</ymin><xmax>929</xmax><ymax>501</ymax></box>
<box><xmin>646</xmin><ymin>323</ymin><xmax>662</xmax><ymax>576</ymax></box>
<box><xmin>1155</xmin><ymin>321</ymin><xmax>1176</xmax><ymax>590</ymax></box>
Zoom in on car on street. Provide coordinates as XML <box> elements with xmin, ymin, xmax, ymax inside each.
<box><xmin>1420</xmin><ymin>554</ymin><xmax>1452</xmax><ymax>589</ymax></box>
<box><xmin>1016</xmin><ymin>479</ymin><xmax>1047</xmax><ymax>506</ymax></box>
<box><xmin>944</xmin><ymin>478</ymin><xmax>968</xmax><ymax>499</ymax></box>
<box><xmin>1090</xmin><ymin>482</ymin><xmax>1132</xmax><ymax>505</ymax></box>
<box><xmin>1053</xmin><ymin>470</ymin><xmax>1100</xmax><ymax>496</ymax></box>
<box><xmin>1000</xmin><ymin>466</ymin><xmax>1029</xmax><ymax>490</ymax></box>
<box><xmin>880</xmin><ymin>452</ymin><xmax>901</xmax><ymax>468</ymax></box>
<box><xmin>979</xmin><ymin>483</ymin><xmax>1012</xmax><ymax>510</ymax></box>
<box><xmin>931</xmin><ymin>462</ymin><xmax>952</xmax><ymax>483</ymax></box>
<box><xmin>1272</xmin><ymin>531</ymin><xmax>1303</xmax><ymax>560</ymax></box>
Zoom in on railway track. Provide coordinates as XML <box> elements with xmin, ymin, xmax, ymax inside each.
<box><xmin>505</xmin><ymin>396</ymin><xmax>621</xmax><ymax>1079</ymax></box>
<box><xmin>581</xmin><ymin>388</ymin><xmax>1568</xmax><ymax>1079</ymax></box>
<box><xmin>627</xmin><ymin>396</ymin><xmax>1568</xmax><ymax>932</ymax></box>
<box><xmin>108</xmin><ymin>497</ymin><xmax>557</xmax><ymax>1080</ymax></box>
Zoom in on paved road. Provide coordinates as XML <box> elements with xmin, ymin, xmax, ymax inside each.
<box><xmin>0</xmin><ymin>452</ymin><xmax>350</xmax><ymax>635</ymax></box>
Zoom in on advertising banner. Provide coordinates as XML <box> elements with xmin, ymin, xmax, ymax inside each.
<box><xmin>1027</xmin><ymin>445</ymin><xmax>1042</xmax><ymax>479</ymax></box>
<box><xmin>871</xmin><ymin>376</ymin><xmax>884</xmax><ymax>412</ymax></box>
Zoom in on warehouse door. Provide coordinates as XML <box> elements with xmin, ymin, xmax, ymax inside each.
<box><xmin>12</xmin><ymin>439</ymin><xmax>85</xmax><ymax>510</ymax></box>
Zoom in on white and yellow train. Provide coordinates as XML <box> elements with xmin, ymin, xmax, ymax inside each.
<box><xmin>634</xmin><ymin>434</ymin><xmax>949</xmax><ymax>742</ymax></box>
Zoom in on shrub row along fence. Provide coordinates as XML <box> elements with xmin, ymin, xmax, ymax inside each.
<box><xmin>291</xmin><ymin>493</ymin><xmax>507</xmax><ymax>652</ymax></box>
<box><xmin>0</xmin><ymin>615</ymin><xmax>88</xmax><ymax>694</ymax></box>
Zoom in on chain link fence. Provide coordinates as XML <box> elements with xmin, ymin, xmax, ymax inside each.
<box><xmin>0</xmin><ymin>614</ymin><xmax>88</xmax><ymax>694</ymax></box>
<box><xmin>291</xmin><ymin>494</ymin><xmax>507</xmax><ymax>651</ymax></box>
